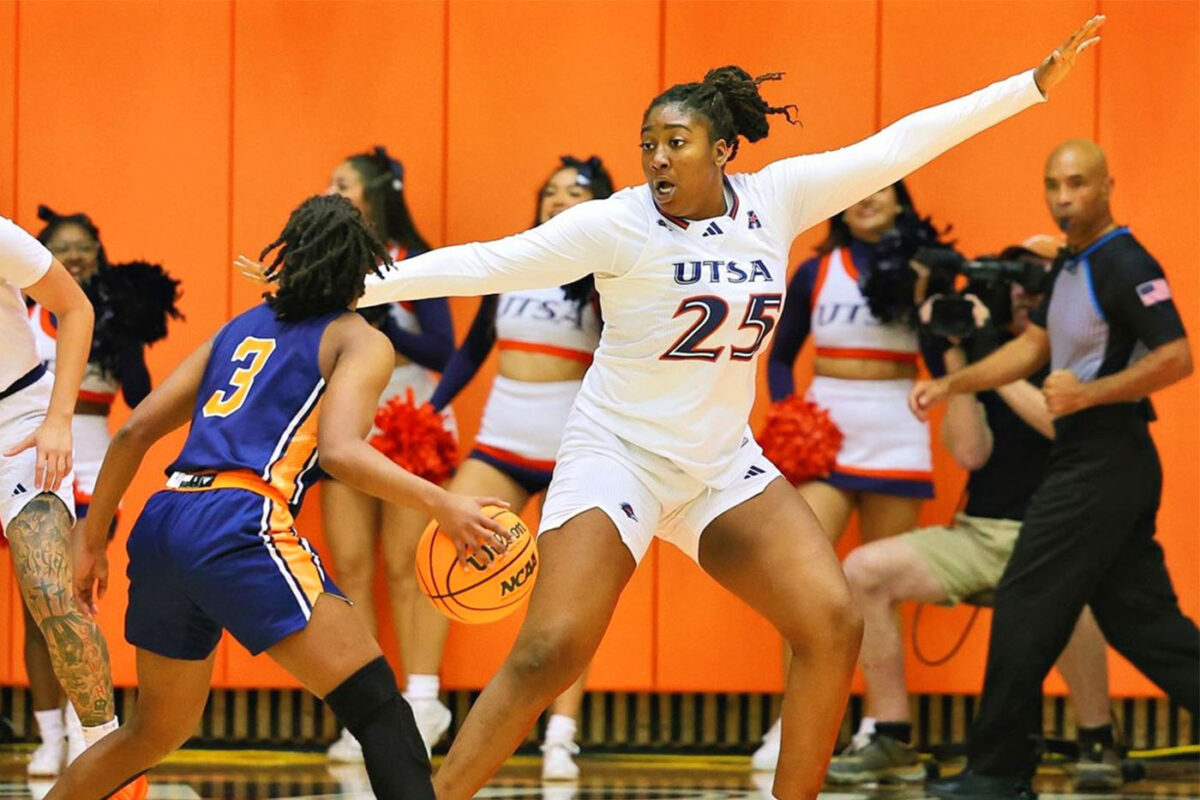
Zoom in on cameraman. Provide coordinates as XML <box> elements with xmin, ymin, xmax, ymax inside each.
<box><xmin>830</xmin><ymin>240</ymin><xmax>1114</xmax><ymax>790</ymax></box>
<box><xmin>913</xmin><ymin>140</ymin><xmax>1199</xmax><ymax>800</ymax></box>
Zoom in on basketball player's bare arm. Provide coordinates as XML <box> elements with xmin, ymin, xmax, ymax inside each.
<box><xmin>74</xmin><ymin>340</ymin><xmax>214</xmax><ymax>615</ymax></box>
<box><xmin>7</xmin><ymin>259</ymin><xmax>94</xmax><ymax>490</ymax></box>
<box><xmin>318</xmin><ymin>316</ymin><xmax>511</xmax><ymax>566</ymax></box>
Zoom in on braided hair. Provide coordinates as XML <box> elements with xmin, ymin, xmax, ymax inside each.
<box><xmin>645</xmin><ymin>66</ymin><xmax>799</xmax><ymax>162</ymax></box>
<box><xmin>35</xmin><ymin>205</ymin><xmax>110</xmax><ymax>272</ymax></box>
<box><xmin>534</xmin><ymin>155</ymin><xmax>616</xmax><ymax>310</ymax></box>
<box><xmin>262</xmin><ymin>195</ymin><xmax>391</xmax><ymax>322</ymax></box>
<box><xmin>345</xmin><ymin>146</ymin><xmax>431</xmax><ymax>254</ymax></box>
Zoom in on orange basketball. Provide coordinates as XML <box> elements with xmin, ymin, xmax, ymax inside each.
<box><xmin>415</xmin><ymin>506</ymin><xmax>538</xmax><ymax>624</ymax></box>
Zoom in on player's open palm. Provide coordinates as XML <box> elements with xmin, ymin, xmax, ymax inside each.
<box><xmin>430</xmin><ymin>491</ymin><xmax>513</xmax><ymax>570</ymax></box>
<box><xmin>1034</xmin><ymin>15</ymin><xmax>1104</xmax><ymax>95</ymax></box>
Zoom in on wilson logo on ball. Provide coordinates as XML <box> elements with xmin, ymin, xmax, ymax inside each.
<box><xmin>415</xmin><ymin>507</ymin><xmax>540</xmax><ymax>624</ymax></box>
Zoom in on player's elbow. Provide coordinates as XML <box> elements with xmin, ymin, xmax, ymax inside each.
<box><xmin>316</xmin><ymin>438</ymin><xmax>359</xmax><ymax>483</ymax></box>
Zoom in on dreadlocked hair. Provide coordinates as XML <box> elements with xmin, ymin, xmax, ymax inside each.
<box><xmin>262</xmin><ymin>195</ymin><xmax>391</xmax><ymax>322</ymax></box>
<box><xmin>646</xmin><ymin>66</ymin><xmax>799</xmax><ymax>162</ymax></box>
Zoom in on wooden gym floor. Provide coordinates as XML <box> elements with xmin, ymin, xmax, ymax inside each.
<box><xmin>0</xmin><ymin>748</ymin><xmax>1196</xmax><ymax>800</ymax></box>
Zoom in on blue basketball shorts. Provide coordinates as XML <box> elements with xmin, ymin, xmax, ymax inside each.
<box><xmin>125</xmin><ymin>486</ymin><xmax>342</xmax><ymax>660</ymax></box>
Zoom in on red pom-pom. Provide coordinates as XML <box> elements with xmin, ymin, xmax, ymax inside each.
<box><xmin>369</xmin><ymin>388</ymin><xmax>460</xmax><ymax>484</ymax></box>
<box><xmin>759</xmin><ymin>396</ymin><xmax>844</xmax><ymax>486</ymax></box>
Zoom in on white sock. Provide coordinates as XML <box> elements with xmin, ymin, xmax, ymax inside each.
<box><xmin>33</xmin><ymin>708</ymin><xmax>64</xmax><ymax>742</ymax></box>
<box><xmin>545</xmin><ymin>713</ymin><xmax>577</xmax><ymax>745</ymax></box>
<box><xmin>405</xmin><ymin>673</ymin><xmax>440</xmax><ymax>702</ymax></box>
<box><xmin>857</xmin><ymin>716</ymin><xmax>876</xmax><ymax>737</ymax></box>
<box><xmin>80</xmin><ymin>716</ymin><xmax>119</xmax><ymax>749</ymax></box>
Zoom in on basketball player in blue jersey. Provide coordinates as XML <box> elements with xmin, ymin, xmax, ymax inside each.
<box><xmin>48</xmin><ymin>195</ymin><xmax>510</xmax><ymax>800</ymax></box>
<box><xmin>241</xmin><ymin>19</ymin><xmax>1102</xmax><ymax>800</ymax></box>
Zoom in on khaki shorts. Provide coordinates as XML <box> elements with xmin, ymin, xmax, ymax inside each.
<box><xmin>904</xmin><ymin>513</ymin><xmax>1021</xmax><ymax>605</ymax></box>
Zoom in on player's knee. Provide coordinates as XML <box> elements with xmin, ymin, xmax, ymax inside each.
<box><xmin>507</xmin><ymin>628</ymin><xmax>589</xmax><ymax>689</ymax></box>
<box><xmin>786</xmin><ymin>586</ymin><xmax>862</xmax><ymax>659</ymax></box>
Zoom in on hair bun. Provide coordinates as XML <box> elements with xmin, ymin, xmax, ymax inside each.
<box><xmin>37</xmin><ymin>204</ymin><xmax>60</xmax><ymax>222</ymax></box>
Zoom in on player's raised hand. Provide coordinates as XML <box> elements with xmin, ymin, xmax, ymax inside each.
<box><xmin>1034</xmin><ymin>15</ymin><xmax>1104</xmax><ymax>96</ymax></box>
<box><xmin>430</xmin><ymin>491</ymin><xmax>513</xmax><ymax>570</ymax></box>
<box><xmin>234</xmin><ymin>254</ymin><xmax>272</xmax><ymax>284</ymax></box>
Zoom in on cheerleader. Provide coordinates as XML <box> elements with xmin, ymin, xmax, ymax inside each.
<box><xmin>755</xmin><ymin>181</ymin><xmax>941</xmax><ymax>768</ymax></box>
<box><xmin>321</xmin><ymin>147</ymin><xmax>458</xmax><ymax>762</ymax></box>
<box><xmin>22</xmin><ymin>206</ymin><xmax>178</xmax><ymax>776</ymax></box>
<box><xmin>428</xmin><ymin>155</ymin><xmax>612</xmax><ymax>780</ymax></box>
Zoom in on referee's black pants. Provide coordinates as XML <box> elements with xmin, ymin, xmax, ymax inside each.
<box><xmin>967</xmin><ymin>404</ymin><xmax>1200</xmax><ymax>778</ymax></box>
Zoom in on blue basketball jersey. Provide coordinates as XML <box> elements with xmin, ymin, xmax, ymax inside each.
<box><xmin>168</xmin><ymin>304</ymin><xmax>346</xmax><ymax>513</ymax></box>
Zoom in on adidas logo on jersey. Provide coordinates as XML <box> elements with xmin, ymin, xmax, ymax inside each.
<box><xmin>701</xmin><ymin>221</ymin><xmax>724</xmax><ymax>237</ymax></box>
<box><xmin>11</xmin><ymin>482</ymin><xmax>27</xmax><ymax>496</ymax></box>
<box><xmin>673</xmin><ymin>260</ymin><xmax>775</xmax><ymax>285</ymax></box>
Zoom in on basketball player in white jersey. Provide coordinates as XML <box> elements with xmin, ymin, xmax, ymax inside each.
<box><xmin>239</xmin><ymin>18</ymin><xmax>1102</xmax><ymax>799</ymax></box>
<box><xmin>0</xmin><ymin>215</ymin><xmax>148</xmax><ymax>800</ymax></box>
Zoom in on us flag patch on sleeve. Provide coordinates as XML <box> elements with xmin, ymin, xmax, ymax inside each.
<box><xmin>1136</xmin><ymin>278</ymin><xmax>1172</xmax><ymax>307</ymax></box>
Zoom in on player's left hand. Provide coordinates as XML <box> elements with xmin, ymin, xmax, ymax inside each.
<box><xmin>1034</xmin><ymin>15</ymin><xmax>1104</xmax><ymax>96</ymax></box>
<box><xmin>5</xmin><ymin>415</ymin><xmax>72</xmax><ymax>491</ymax></box>
<box><xmin>73</xmin><ymin>533</ymin><xmax>108</xmax><ymax>618</ymax></box>
<box><xmin>1043</xmin><ymin>369</ymin><xmax>1091</xmax><ymax>416</ymax></box>
<box><xmin>234</xmin><ymin>254</ymin><xmax>271</xmax><ymax>284</ymax></box>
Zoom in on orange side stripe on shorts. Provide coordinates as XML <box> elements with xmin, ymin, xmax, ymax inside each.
<box><xmin>832</xmin><ymin>464</ymin><xmax>933</xmax><ymax>482</ymax></box>
<box><xmin>267</xmin><ymin>398</ymin><xmax>323</xmax><ymax>505</ymax></box>
<box><xmin>474</xmin><ymin>443</ymin><xmax>556</xmax><ymax>473</ymax></box>
<box><xmin>269</xmin><ymin>521</ymin><xmax>325</xmax><ymax>608</ymax></box>
<box><xmin>497</xmin><ymin>339</ymin><xmax>594</xmax><ymax>365</ymax></box>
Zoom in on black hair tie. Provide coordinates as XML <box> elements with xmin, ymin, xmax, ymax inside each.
<box><xmin>373</xmin><ymin>145</ymin><xmax>405</xmax><ymax>192</ymax></box>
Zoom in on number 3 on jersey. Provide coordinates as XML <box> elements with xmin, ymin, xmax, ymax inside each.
<box><xmin>202</xmin><ymin>336</ymin><xmax>277</xmax><ymax>418</ymax></box>
<box><xmin>661</xmin><ymin>293</ymin><xmax>782</xmax><ymax>362</ymax></box>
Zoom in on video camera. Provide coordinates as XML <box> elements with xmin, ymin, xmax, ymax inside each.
<box><xmin>917</xmin><ymin>247</ymin><xmax>1052</xmax><ymax>339</ymax></box>
<box><xmin>857</xmin><ymin>210</ymin><xmax>952</xmax><ymax>327</ymax></box>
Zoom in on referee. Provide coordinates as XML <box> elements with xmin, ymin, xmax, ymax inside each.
<box><xmin>910</xmin><ymin>139</ymin><xmax>1199</xmax><ymax>800</ymax></box>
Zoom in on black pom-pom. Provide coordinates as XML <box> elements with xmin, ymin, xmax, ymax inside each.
<box><xmin>87</xmin><ymin>261</ymin><xmax>182</xmax><ymax>376</ymax></box>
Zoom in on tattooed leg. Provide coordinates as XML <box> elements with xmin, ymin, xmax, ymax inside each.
<box><xmin>8</xmin><ymin>493</ymin><xmax>115</xmax><ymax>727</ymax></box>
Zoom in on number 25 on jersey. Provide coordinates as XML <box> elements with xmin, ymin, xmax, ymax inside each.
<box><xmin>202</xmin><ymin>337</ymin><xmax>277</xmax><ymax>418</ymax></box>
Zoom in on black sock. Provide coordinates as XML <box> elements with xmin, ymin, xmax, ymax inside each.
<box><xmin>1078</xmin><ymin>723</ymin><xmax>1114</xmax><ymax>749</ymax></box>
<box><xmin>875</xmin><ymin>721</ymin><xmax>913</xmax><ymax>744</ymax></box>
<box><xmin>324</xmin><ymin>657</ymin><xmax>434</xmax><ymax>800</ymax></box>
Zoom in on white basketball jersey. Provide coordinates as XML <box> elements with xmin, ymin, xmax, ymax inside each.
<box><xmin>810</xmin><ymin>246</ymin><xmax>917</xmax><ymax>361</ymax></box>
<box><xmin>495</xmin><ymin>286</ymin><xmax>601</xmax><ymax>362</ymax></box>
<box><xmin>358</xmin><ymin>69</ymin><xmax>1044</xmax><ymax>485</ymax></box>
<box><xmin>0</xmin><ymin>216</ymin><xmax>53</xmax><ymax>389</ymax></box>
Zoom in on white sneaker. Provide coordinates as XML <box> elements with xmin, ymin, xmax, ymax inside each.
<box><xmin>408</xmin><ymin>698</ymin><xmax>452</xmax><ymax>757</ymax></box>
<box><xmin>326</xmin><ymin>728</ymin><xmax>364</xmax><ymax>763</ymax></box>
<box><xmin>541</xmin><ymin>739</ymin><xmax>581</xmax><ymax>781</ymax></box>
<box><xmin>750</xmin><ymin>718</ymin><xmax>781</xmax><ymax>772</ymax></box>
<box><xmin>26</xmin><ymin>736</ymin><xmax>66</xmax><ymax>777</ymax></box>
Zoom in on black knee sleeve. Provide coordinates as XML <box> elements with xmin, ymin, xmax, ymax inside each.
<box><xmin>325</xmin><ymin>657</ymin><xmax>434</xmax><ymax>800</ymax></box>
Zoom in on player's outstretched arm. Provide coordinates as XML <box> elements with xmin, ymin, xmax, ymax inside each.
<box><xmin>74</xmin><ymin>338</ymin><xmax>213</xmax><ymax>616</ymax></box>
<box><xmin>762</xmin><ymin>15</ymin><xmax>1104</xmax><ymax>235</ymax></box>
<box><xmin>317</xmin><ymin>315</ymin><xmax>510</xmax><ymax>566</ymax></box>
<box><xmin>10</xmin><ymin>260</ymin><xmax>93</xmax><ymax>491</ymax></box>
